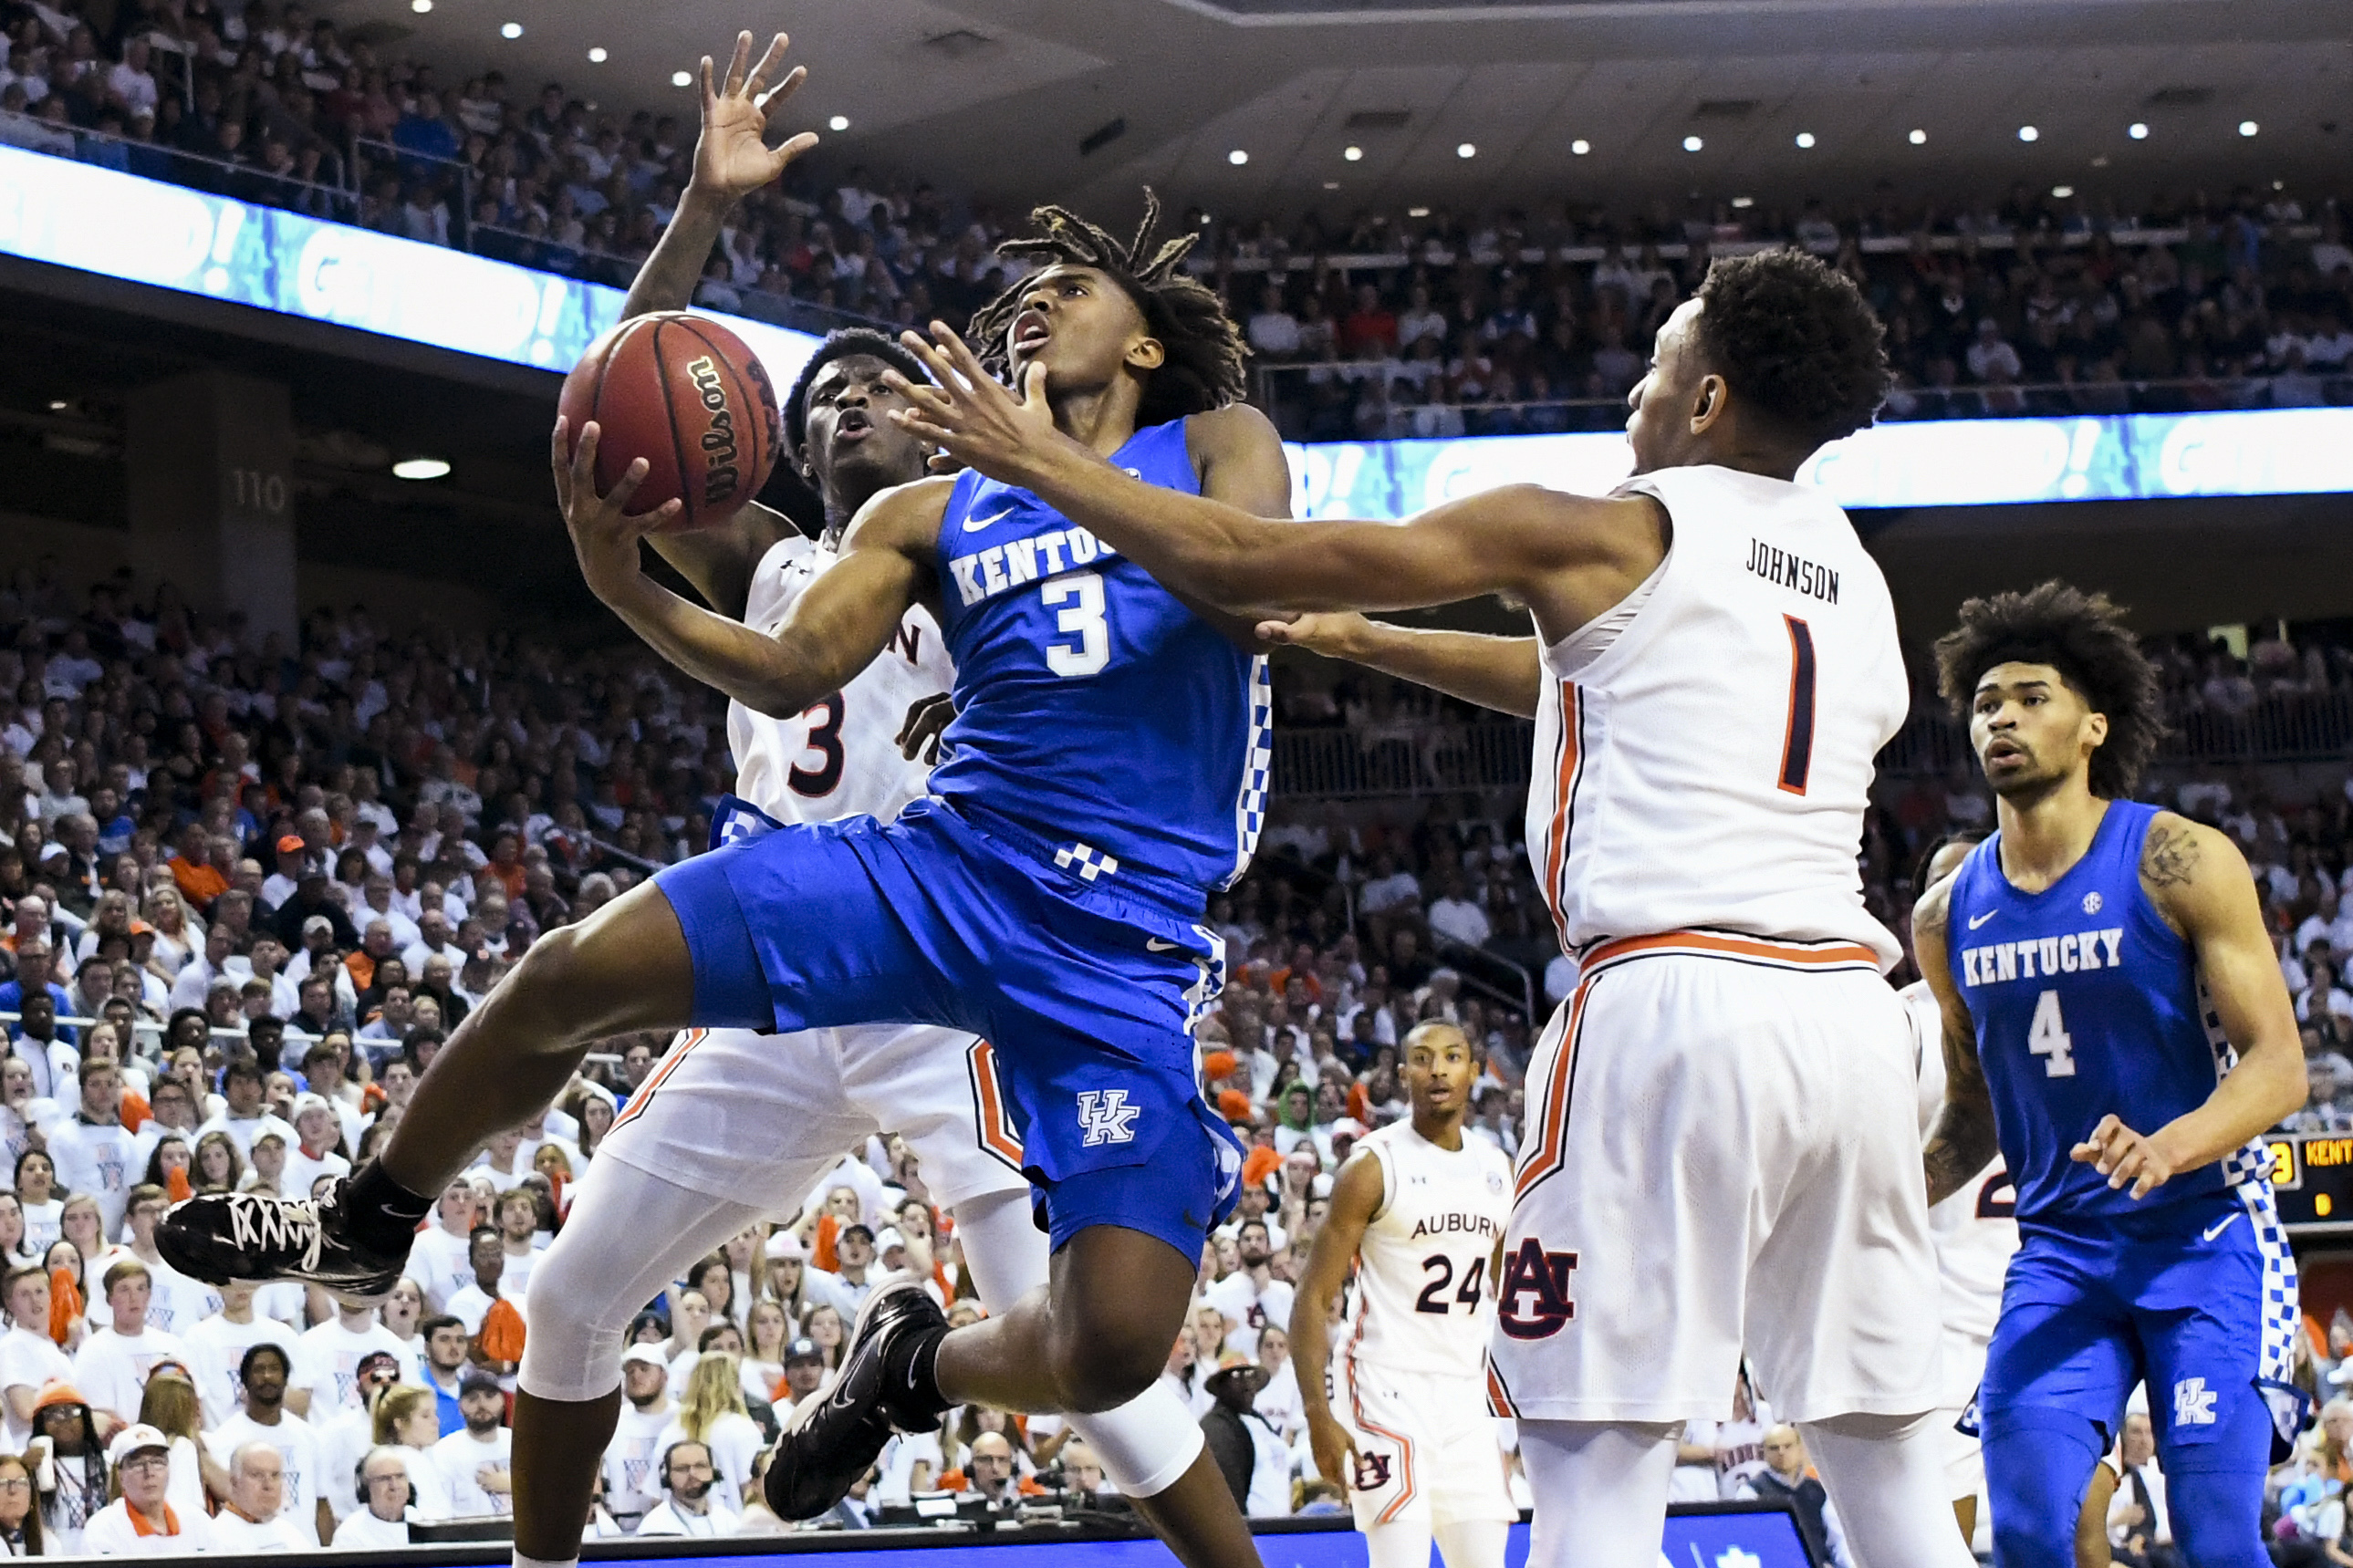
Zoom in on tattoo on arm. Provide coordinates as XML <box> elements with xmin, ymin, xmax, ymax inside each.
<box><xmin>2143</xmin><ymin>822</ymin><xmax>2202</xmax><ymax>888</ymax></box>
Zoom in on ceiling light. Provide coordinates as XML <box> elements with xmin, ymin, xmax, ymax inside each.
<box><xmin>410</xmin><ymin>0</ymin><xmax>430</xmax><ymax>11</ymax></box>
<box><xmin>2016</xmin><ymin>125</ymin><xmax>2038</xmax><ymax>142</ymax></box>
<box><xmin>1228</xmin><ymin>149</ymin><xmax>1248</xmax><ymax>165</ymax></box>
<box><xmin>1731</xmin><ymin>195</ymin><xmax>1754</xmax><ymax>209</ymax></box>
<box><xmin>2238</xmin><ymin>119</ymin><xmax>2258</xmax><ymax>137</ymax></box>
<box><xmin>392</xmin><ymin>458</ymin><xmax>451</xmax><ymax>482</ymax></box>
<box><xmin>499</xmin><ymin>21</ymin><xmax>522</xmax><ymax>38</ymax></box>
<box><xmin>1908</xmin><ymin>128</ymin><xmax>1928</xmax><ymax>145</ymax></box>
<box><xmin>1681</xmin><ymin>135</ymin><xmax>1702</xmax><ymax>152</ymax></box>
<box><xmin>1408</xmin><ymin>206</ymin><xmax>1430</xmax><ymax>218</ymax></box>
<box><xmin>830</xmin><ymin>115</ymin><xmax>851</xmax><ymax>131</ymax></box>
<box><xmin>47</xmin><ymin>399</ymin><xmax>67</xmax><ymax>411</ymax></box>
<box><xmin>2128</xmin><ymin>121</ymin><xmax>2149</xmax><ymax>140</ymax></box>
<box><xmin>1570</xmin><ymin>139</ymin><xmax>1590</xmax><ymax>155</ymax></box>
<box><xmin>1323</xmin><ymin>181</ymin><xmax>1339</xmax><ymax>190</ymax></box>
<box><xmin>672</xmin><ymin>69</ymin><xmax>692</xmax><ymax>88</ymax></box>
<box><xmin>587</xmin><ymin>47</ymin><xmax>607</xmax><ymax>63</ymax></box>
<box><xmin>1794</xmin><ymin>131</ymin><xmax>1816</xmax><ymax>149</ymax></box>
<box><xmin>2052</xmin><ymin>184</ymin><xmax>2075</xmax><ymax>198</ymax></box>
<box><xmin>1343</xmin><ymin>145</ymin><xmax>1363</xmax><ymax>161</ymax></box>
<box><xmin>1456</xmin><ymin>143</ymin><xmax>1476</xmax><ymax>159</ymax></box>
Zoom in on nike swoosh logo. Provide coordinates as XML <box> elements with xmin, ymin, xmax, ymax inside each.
<box><xmin>1146</xmin><ymin>937</ymin><xmax>1183</xmax><ymax>952</ymax></box>
<box><xmin>963</xmin><ymin>507</ymin><xmax>1016</xmax><ymax>533</ymax></box>
<box><xmin>1967</xmin><ymin>911</ymin><xmax>1998</xmax><ymax>929</ymax></box>
<box><xmin>2202</xmin><ymin>1212</ymin><xmax>2242</xmax><ymax>1242</ymax></box>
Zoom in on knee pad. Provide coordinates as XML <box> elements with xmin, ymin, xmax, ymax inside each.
<box><xmin>1067</xmin><ymin>1382</ymin><xmax>1206</xmax><ymax>1499</ymax></box>
<box><xmin>515</xmin><ymin>1233</ymin><xmax>630</xmax><ymax>1404</ymax></box>
<box><xmin>1983</xmin><ymin>1408</ymin><xmax>2104</xmax><ymax>1568</ymax></box>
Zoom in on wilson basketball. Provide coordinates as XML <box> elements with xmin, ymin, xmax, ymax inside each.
<box><xmin>557</xmin><ymin>312</ymin><xmax>782</xmax><ymax>530</ymax></box>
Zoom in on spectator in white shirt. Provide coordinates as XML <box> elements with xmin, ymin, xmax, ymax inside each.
<box><xmin>403</xmin><ymin>1179</ymin><xmax>482</xmax><ymax>1314</ymax></box>
<box><xmin>334</xmin><ymin>1447</ymin><xmax>417</xmax><ymax>1547</ymax></box>
<box><xmin>284</xmin><ymin>1095</ymin><xmax>352</xmax><ymax>1199</ymax></box>
<box><xmin>1425</xmin><ymin>871</ymin><xmax>1492</xmax><ymax>950</ymax></box>
<box><xmin>71</xmin><ymin>1261</ymin><xmax>189</xmax><ymax>1426</ymax></box>
<box><xmin>210</xmin><ymin>1439</ymin><xmax>315</xmax><ymax>1551</ymax></box>
<box><xmin>194</xmin><ymin>1057</ymin><xmax>297</xmax><ymax>1161</ymax></box>
<box><xmin>634</xmin><ymin>1439</ymin><xmax>739</xmax><ymax>1537</ymax></box>
<box><xmin>80</xmin><ymin>1424</ymin><xmax>211</xmax><ymax>1556</ymax></box>
<box><xmin>422</xmin><ymin>1369</ymin><xmax>513</xmax><ymax>1519</ymax></box>
<box><xmin>1965</xmin><ymin>318</ymin><xmax>2024</xmax><ymax>383</ymax></box>
<box><xmin>1357</xmin><ymin>853</ymin><xmax>1421</xmax><ymax>916</ymax></box>
<box><xmin>601</xmin><ymin>1345</ymin><xmax>674</xmax><ymax>1530</ymax></box>
<box><xmin>44</xmin><ymin>1059</ymin><xmax>138</xmax><ymax>1239</ymax></box>
<box><xmin>203</xmin><ymin>1342</ymin><xmax>330</xmax><ymax>1545</ymax></box>
<box><xmin>182</xmin><ymin>1280</ymin><xmax>300</xmax><ymax>1428</ymax></box>
<box><xmin>0</xmin><ymin>1266</ymin><xmax>73</xmax><ymax>1449</ymax></box>
<box><xmin>294</xmin><ymin>1298</ymin><xmax>405</xmax><ymax>1421</ymax></box>
<box><xmin>444</xmin><ymin>1227</ymin><xmax>518</xmax><ymax>1338</ymax></box>
<box><xmin>102</xmin><ymin>38</ymin><xmax>157</xmax><ymax>118</ymax></box>
<box><xmin>805</xmin><ymin>1222</ymin><xmax>879</xmax><ymax>1321</ymax></box>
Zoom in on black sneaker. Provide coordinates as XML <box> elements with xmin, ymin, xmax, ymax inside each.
<box><xmin>765</xmin><ymin>1274</ymin><xmax>947</xmax><ymax>1520</ymax></box>
<box><xmin>155</xmin><ymin>1182</ymin><xmax>406</xmax><ymax>1296</ymax></box>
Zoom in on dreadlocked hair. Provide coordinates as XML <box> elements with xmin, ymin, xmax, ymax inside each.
<box><xmin>1694</xmin><ymin>248</ymin><xmax>1890</xmax><ymax>448</ymax></box>
<box><xmin>1932</xmin><ymin>580</ymin><xmax>2164</xmax><ymax>800</ymax></box>
<box><xmin>967</xmin><ymin>189</ymin><xmax>1249</xmax><ymax>429</ymax></box>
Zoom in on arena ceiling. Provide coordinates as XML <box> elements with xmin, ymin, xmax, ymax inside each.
<box><xmin>330</xmin><ymin>0</ymin><xmax>2348</xmax><ymax>223</ymax></box>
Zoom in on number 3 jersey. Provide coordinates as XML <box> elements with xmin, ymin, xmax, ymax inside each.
<box><xmin>733</xmin><ymin>533</ymin><xmax>953</xmax><ymax>826</ymax></box>
<box><xmin>1944</xmin><ymin>799</ymin><xmax>2271</xmax><ymax>1225</ymax></box>
<box><xmin>1341</xmin><ymin>1122</ymin><xmax>1512</xmax><ymax>1381</ymax></box>
<box><xmin>932</xmin><ymin>416</ymin><xmax>1272</xmax><ymax>896</ymax></box>
<box><xmin>1525</xmin><ymin>464</ymin><xmax>1908</xmax><ymax>968</ymax></box>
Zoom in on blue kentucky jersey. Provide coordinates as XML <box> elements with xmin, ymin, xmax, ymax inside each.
<box><xmin>1947</xmin><ymin>799</ymin><xmax>2268</xmax><ymax>1224</ymax></box>
<box><xmin>931</xmin><ymin>416</ymin><xmax>1272</xmax><ymax>898</ymax></box>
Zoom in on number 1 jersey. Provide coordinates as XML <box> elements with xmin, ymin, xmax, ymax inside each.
<box><xmin>733</xmin><ymin>534</ymin><xmax>953</xmax><ymax>826</ymax></box>
<box><xmin>1525</xmin><ymin>463</ymin><xmax>1908</xmax><ymax>967</ymax></box>
<box><xmin>932</xmin><ymin>417</ymin><xmax>1272</xmax><ymax>897</ymax></box>
<box><xmin>1944</xmin><ymin>801</ymin><xmax>2270</xmax><ymax>1224</ymax></box>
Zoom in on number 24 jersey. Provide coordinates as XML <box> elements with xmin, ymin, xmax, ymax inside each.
<box><xmin>1342</xmin><ymin>1122</ymin><xmax>1513</xmax><ymax>1381</ymax></box>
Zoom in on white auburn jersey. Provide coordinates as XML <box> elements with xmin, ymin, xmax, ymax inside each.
<box><xmin>1525</xmin><ymin>464</ymin><xmax>1908</xmax><ymax>969</ymax></box>
<box><xmin>731</xmin><ymin>533</ymin><xmax>953</xmax><ymax>825</ymax></box>
<box><xmin>1903</xmin><ymin>979</ymin><xmax>2018</xmax><ymax>1348</ymax></box>
<box><xmin>1340</xmin><ymin>1122</ymin><xmax>1513</xmax><ymax>1381</ymax></box>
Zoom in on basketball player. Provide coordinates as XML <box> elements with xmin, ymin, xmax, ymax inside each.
<box><xmin>161</xmin><ymin>73</ymin><xmax>1288</xmax><ymax>1552</ymax></box>
<box><xmin>1915</xmin><ymin>583</ymin><xmax>2306</xmax><ymax>1568</ymax></box>
<box><xmin>889</xmin><ymin>249</ymin><xmax>1975</xmax><ymax>1567</ymax></box>
<box><xmin>1289</xmin><ymin>1023</ymin><xmax>1514</xmax><ymax>1568</ymax></box>
<box><xmin>495</xmin><ymin>37</ymin><xmax>1253</xmax><ymax>1568</ymax></box>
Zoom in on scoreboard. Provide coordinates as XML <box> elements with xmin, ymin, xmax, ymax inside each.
<box><xmin>2263</xmin><ymin>1133</ymin><xmax>2353</xmax><ymax>1231</ymax></box>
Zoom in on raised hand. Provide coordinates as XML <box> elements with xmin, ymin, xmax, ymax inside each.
<box><xmin>691</xmin><ymin>31</ymin><xmax>819</xmax><ymax>202</ymax></box>
<box><xmin>551</xmin><ymin>417</ymin><xmax>680</xmax><ymax>600</ymax></box>
<box><xmin>883</xmin><ymin>321</ymin><xmax>1076</xmax><ymax>485</ymax></box>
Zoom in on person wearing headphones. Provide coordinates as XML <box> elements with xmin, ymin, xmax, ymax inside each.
<box><xmin>334</xmin><ymin>1448</ymin><xmax>417</xmax><ymax>1547</ymax></box>
<box><xmin>635</xmin><ymin>1440</ymin><xmax>739</xmax><ymax>1537</ymax></box>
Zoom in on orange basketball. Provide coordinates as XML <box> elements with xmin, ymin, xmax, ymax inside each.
<box><xmin>557</xmin><ymin>312</ymin><xmax>781</xmax><ymax>530</ymax></box>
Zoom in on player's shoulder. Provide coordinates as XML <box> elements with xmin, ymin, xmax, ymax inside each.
<box><xmin>2137</xmin><ymin>807</ymin><xmax>2243</xmax><ymax>885</ymax></box>
<box><xmin>841</xmin><ymin>473</ymin><xmax>959</xmax><ymax>551</ymax></box>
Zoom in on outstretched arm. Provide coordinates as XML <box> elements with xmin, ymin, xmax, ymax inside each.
<box><xmin>555</xmin><ymin>418</ymin><xmax>939</xmax><ymax>719</ymax></box>
<box><xmin>1260</xmin><ymin>614</ymin><xmax>1542</xmax><ymax>719</ymax></box>
<box><xmin>619</xmin><ymin>30</ymin><xmax>818</xmax><ymax>618</ymax></box>
<box><xmin>2074</xmin><ymin>815</ymin><xmax>2307</xmax><ymax>1198</ymax></box>
<box><xmin>885</xmin><ymin>325</ymin><xmax>1658</xmax><ymax>620</ymax></box>
<box><xmin>1290</xmin><ymin>1151</ymin><xmax>1383</xmax><ymax>1486</ymax></box>
<box><xmin>1915</xmin><ymin>877</ymin><xmax>2001</xmax><ymax>1207</ymax></box>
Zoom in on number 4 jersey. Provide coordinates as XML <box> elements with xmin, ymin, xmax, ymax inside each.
<box><xmin>1341</xmin><ymin>1122</ymin><xmax>1513</xmax><ymax>1381</ymax></box>
<box><xmin>734</xmin><ymin>534</ymin><xmax>953</xmax><ymax>826</ymax></box>
<box><xmin>1944</xmin><ymin>799</ymin><xmax>2271</xmax><ymax>1223</ymax></box>
<box><xmin>1525</xmin><ymin>463</ymin><xmax>1909</xmax><ymax>967</ymax></box>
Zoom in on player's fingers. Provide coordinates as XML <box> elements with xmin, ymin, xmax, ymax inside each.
<box><xmin>898</xmin><ymin>329</ymin><xmax>963</xmax><ymax>393</ymax></box>
<box><xmin>894</xmin><ymin>412</ymin><xmax>959</xmax><ymax>449</ymax></box>
<box><xmin>1020</xmin><ymin>361</ymin><xmax>1049</xmax><ymax>410</ymax></box>
<box><xmin>569</xmin><ymin>420</ymin><xmax>603</xmax><ymax>499</ymax></box>
<box><xmin>549</xmin><ymin>417</ymin><xmax>573</xmax><ymax>504</ymax></box>
<box><xmin>745</xmin><ymin>32</ymin><xmax>791</xmax><ymax>99</ymax></box>
<box><xmin>757</xmin><ymin>67</ymin><xmax>809</xmax><ymax>118</ymax></box>
<box><xmin>723</xmin><ymin>30</ymin><xmax>754</xmax><ymax>99</ymax></box>
<box><xmin>770</xmin><ymin>131</ymin><xmax>820</xmax><ymax>171</ymax></box>
<box><xmin>697</xmin><ymin>55</ymin><xmax>716</xmax><ymax>117</ymax></box>
<box><xmin>885</xmin><ymin>378</ymin><xmax>956</xmax><ymax>421</ymax></box>
<box><xmin>933</xmin><ymin>321</ymin><xmax>992</xmax><ymax>387</ymax></box>
<box><xmin>602</xmin><ymin>455</ymin><xmax>652</xmax><ymax>515</ymax></box>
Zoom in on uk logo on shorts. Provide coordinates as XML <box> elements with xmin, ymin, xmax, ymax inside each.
<box><xmin>1077</xmin><ymin>1089</ymin><xmax>1141</xmax><ymax>1146</ymax></box>
<box><xmin>2174</xmin><ymin>1376</ymin><xmax>2218</xmax><ymax>1427</ymax></box>
<box><xmin>1496</xmin><ymin>1238</ymin><xmax>1578</xmax><ymax>1340</ymax></box>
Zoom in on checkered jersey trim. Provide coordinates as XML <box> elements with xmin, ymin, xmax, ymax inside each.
<box><xmin>2199</xmin><ymin>972</ymin><xmax>2273</xmax><ymax>1189</ymax></box>
<box><xmin>1223</xmin><ymin>655</ymin><xmax>1274</xmax><ymax>890</ymax></box>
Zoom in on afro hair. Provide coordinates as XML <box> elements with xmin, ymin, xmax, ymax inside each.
<box><xmin>1932</xmin><ymin>580</ymin><xmax>2165</xmax><ymax>800</ymax></box>
<box><xmin>1693</xmin><ymin>248</ymin><xmax>1891</xmax><ymax>448</ymax></box>
<box><xmin>779</xmin><ymin>327</ymin><xmax>932</xmax><ymax>462</ymax></box>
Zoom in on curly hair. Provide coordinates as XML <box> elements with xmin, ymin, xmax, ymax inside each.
<box><xmin>781</xmin><ymin>327</ymin><xmax>932</xmax><ymax>460</ymax></box>
<box><xmin>1693</xmin><ymin>248</ymin><xmax>1890</xmax><ymax>447</ymax></box>
<box><xmin>1932</xmin><ymin>580</ymin><xmax>2164</xmax><ymax>800</ymax></box>
<box><xmin>967</xmin><ymin>189</ymin><xmax>1248</xmax><ymax>429</ymax></box>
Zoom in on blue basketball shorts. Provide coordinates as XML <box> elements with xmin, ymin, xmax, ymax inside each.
<box><xmin>1977</xmin><ymin>1185</ymin><xmax>2304</xmax><ymax>1463</ymax></box>
<box><xmin>650</xmin><ymin>794</ymin><xmax>1243</xmax><ymax>1262</ymax></box>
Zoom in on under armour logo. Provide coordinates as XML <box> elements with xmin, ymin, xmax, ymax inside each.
<box><xmin>1495</xmin><ymin>1238</ymin><xmax>1577</xmax><ymax>1340</ymax></box>
<box><xmin>1077</xmin><ymin>1090</ymin><xmax>1141</xmax><ymax>1146</ymax></box>
<box><xmin>2174</xmin><ymin>1376</ymin><xmax>2218</xmax><ymax>1426</ymax></box>
<box><xmin>1055</xmin><ymin>842</ymin><xmax>1120</xmax><ymax>882</ymax></box>
<box><xmin>1349</xmin><ymin>1452</ymin><xmax>1391</xmax><ymax>1492</ymax></box>
<box><xmin>1715</xmin><ymin>1551</ymin><xmax>1763</xmax><ymax>1568</ymax></box>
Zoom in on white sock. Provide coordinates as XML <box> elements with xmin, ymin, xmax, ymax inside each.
<box><xmin>513</xmin><ymin>1553</ymin><xmax>578</xmax><ymax>1568</ymax></box>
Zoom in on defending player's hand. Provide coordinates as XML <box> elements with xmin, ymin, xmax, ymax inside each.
<box><xmin>898</xmin><ymin>692</ymin><xmax>955</xmax><ymax>764</ymax></box>
<box><xmin>551</xmin><ymin>416</ymin><xmax>678</xmax><ymax>599</ymax></box>
<box><xmin>1255</xmin><ymin>611</ymin><xmax>1374</xmax><ymax>659</ymax></box>
<box><xmin>690</xmin><ymin>31</ymin><xmax>819</xmax><ymax>201</ymax></box>
<box><xmin>884</xmin><ymin>323</ymin><xmax>1073</xmax><ymax>483</ymax></box>
<box><xmin>2070</xmin><ymin>1113</ymin><xmax>2178</xmax><ymax>1199</ymax></box>
<box><xmin>1307</xmin><ymin>1408</ymin><xmax>1360</xmax><ymax>1493</ymax></box>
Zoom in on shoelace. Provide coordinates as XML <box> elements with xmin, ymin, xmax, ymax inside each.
<box><xmin>222</xmin><ymin>1192</ymin><xmax>327</xmax><ymax>1276</ymax></box>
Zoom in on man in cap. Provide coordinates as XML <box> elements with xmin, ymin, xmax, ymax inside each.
<box><xmin>601</xmin><ymin>1343</ymin><xmax>674</xmax><ymax>1530</ymax></box>
<box><xmin>776</xmin><ymin>1335</ymin><xmax>828</xmax><ymax>1416</ymax></box>
<box><xmin>422</xmin><ymin>1366</ymin><xmax>512</xmax><ymax>1519</ymax></box>
<box><xmin>1202</xmin><ymin>1353</ymin><xmax>1290</xmax><ymax>1520</ymax></box>
<box><xmin>80</xmin><ymin>1423</ymin><xmax>215</xmax><ymax>1553</ymax></box>
<box><xmin>261</xmin><ymin>835</ymin><xmax>309</xmax><ymax>914</ymax></box>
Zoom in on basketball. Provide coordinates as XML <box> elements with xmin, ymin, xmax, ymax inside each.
<box><xmin>557</xmin><ymin>311</ymin><xmax>782</xmax><ymax>530</ymax></box>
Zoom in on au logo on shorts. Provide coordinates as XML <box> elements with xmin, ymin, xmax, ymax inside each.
<box><xmin>1349</xmin><ymin>1452</ymin><xmax>1392</xmax><ymax>1492</ymax></box>
<box><xmin>1497</xmin><ymin>1238</ymin><xmax>1578</xmax><ymax>1340</ymax></box>
<box><xmin>1076</xmin><ymin>1089</ymin><xmax>1141</xmax><ymax>1146</ymax></box>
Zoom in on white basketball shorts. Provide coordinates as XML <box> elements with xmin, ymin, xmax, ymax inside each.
<box><xmin>1340</xmin><ymin>1360</ymin><xmax>1517</xmax><ymax>1531</ymax></box>
<box><xmin>1486</xmin><ymin>930</ymin><xmax>1942</xmax><ymax>1426</ymax></box>
<box><xmin>599</xmin><ymin>1023</ymin><xmax>1031</xmax><ymax>1215</ymax></box>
